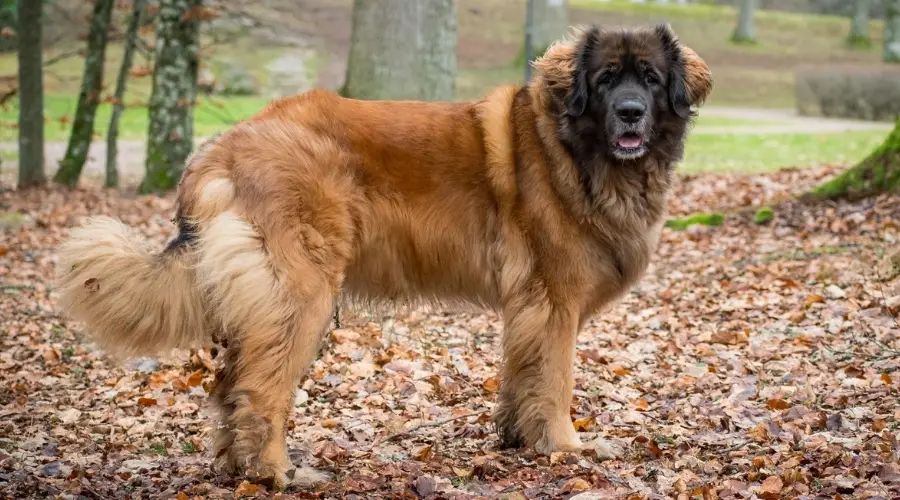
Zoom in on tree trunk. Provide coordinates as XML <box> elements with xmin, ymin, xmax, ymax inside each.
<box><xmin>105</xmin><ymin>0</ymin><xmax>146</xmax><ymax>189</ymax></box>
<box><xmin>16</xmin><ymin>0</ymin><xmax>45</xmax><ymax>189</ymax></box>
<box><xmin>532</xmin><ymin>0</ymin><xmax>568</xmax><ymax>56</ymax></box>
<box><xmin>848</xmin><ymin>0</ymin><xmax>871</xmax><ymax>48</ymax></box>
<box><xmin>804</xmin><ymin>119</ymin><xmax>900</xmax><ymax>201</ymax></box>
<box><xmin>142</xmin><ymin>0</ymin><xmax>201</xmax><ymax>194</ymax></box>
<box><xmin>885</xmin><ymin>0</ymin><xmax>900</xmax><ymax>63</ymax></box>
<box><xmin>54</xmin><ymin>0</ymin><xmax>115</xmax><ymax>186</ymax></box>
<box><xmin>343</xmin><ymin>0</ymin><xmax>457</xmax><ymax>102</ymax></box>
<box><xmin>732</xmin><ymin>0</ymin><xmax>757</xmax><ymax>44</ymax></box>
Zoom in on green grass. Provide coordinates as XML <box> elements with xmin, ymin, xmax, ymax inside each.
<box><xmin>681</xmin><ymin>129</ymin><xmax>888</xmax><ymax>173</ymax></box>
<box><xmin>0</xmin><ymin>94</ymin><xmax>273</xmax><ymax>143</ymax></box>
<box><xmin>692</xmin><ymin>115</ymin><xmax>778</xmax><ymax>128</ymax></box>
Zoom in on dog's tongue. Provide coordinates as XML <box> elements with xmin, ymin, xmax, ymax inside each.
<box><xmin>617</xmin><ymin>135</ymin><xmax>643</xmax><ymax>149</ymax></box>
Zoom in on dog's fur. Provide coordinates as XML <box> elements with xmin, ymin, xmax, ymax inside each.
<box><xmin>56</xmin><ymin>24</ymin><xmax>711</xmax><ymax>490</ymax></box>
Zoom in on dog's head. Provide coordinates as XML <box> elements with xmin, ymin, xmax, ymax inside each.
<box><xmin>534</xmin><ymin>24</ymin><xmax>712</xmax><ymax>163</ymax></box>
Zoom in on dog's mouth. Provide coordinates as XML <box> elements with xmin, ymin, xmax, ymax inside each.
<box><xmin>613</xmin><ymin>132</ymin><xmax>648</xmax><ymax>159</ymax></box>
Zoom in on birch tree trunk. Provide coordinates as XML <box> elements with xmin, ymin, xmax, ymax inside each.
<box><xmin>732</xmin><ymin>0</ymin><xmax>756</xmax><ymax>44</ymax></box>
<box><xmin>142</xmin><ymin>0</ymin><xmax>201</xmax><ymax>194</ymax></box>
<box><xmin>847</xmin><ymin>0</ymin><xmax>871</xmax><ymax>48</ymax></box>
<box><xmin>343</xmin><ymin>0</ymin><xmax>457</xmax><ymax>102</ymax></box>
<box><xmin>531</xmin><ymin>0</ymin><xmax>568</xmax><ymax>56</ymax></box>
<box><xmin>885</xmin><ymin>0</ymin><xmax>900</xmax><ymax>63</ymax></box>
<box><xmin>16</xmin><ymin>0</ymin><xmax>45</xmax><ymax>189</ymax></box>
<box><xmin>54</xmin><ymin>0</ymin><xmax>115</xmax><ymax>186</ymax></box>
<box><xmin>105</xmin><ymin>0</ymin><xmax>146</xmax><ymax>189</ymax></box>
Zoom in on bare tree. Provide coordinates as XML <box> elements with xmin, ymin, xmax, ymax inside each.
<box><xmin>142</xmin><ymin>0</ymin><xmax>202</xmax><ymax>193</ymax></box>
<box><xmin>17</xmin><ymin>0</ymin><xmax>45</xmax><ymax>188</ymax></box>
<box><xmin>343</xmin><ymin>0</ymin><xmax>457</xmax><ymax>102</ymax></box>
<box><xmin>54</xmin><ymin>0</ymin><xmax>115</xmax><ymax>186</ymax></box>
<box><xmin>847</xmin><ymin>0</ymin><xmax>872</xmax><ymax>48</ymax></box>
<box><xmin>105</xmin><ymin>0</ymin><xmax>147</xmax><ymax>189</ymax></box>
<box><xmin>886</xmin><ymin>0</ymin><xmax>900</xmax><ymax>62</ymax></box>
<box><xmin>531</xmin><ymin>0</ymin><xmax>568</xmax><ymax>57</ymax></box>
<box><xmin>732</xmin><ymin>0</ymin><xmax>757</xmax><ymax>44</ymax></box>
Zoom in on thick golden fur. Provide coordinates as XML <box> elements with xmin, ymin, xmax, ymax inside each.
<box><xmin>56</xmin><ymin>24</ymin><xmax>712</xmax><ymax>490</ymax></box>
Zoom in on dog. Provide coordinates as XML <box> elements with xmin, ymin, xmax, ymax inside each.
<box><xmin>55</xmin><ymin>23</ymin><xmax>711</xmax><ymax>490</ymax></box>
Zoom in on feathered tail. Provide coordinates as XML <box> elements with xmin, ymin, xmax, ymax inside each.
<box><xmin>55</xmin><ymin>216</ymin><xmax>209</xmax><ymax>358</ymax></box>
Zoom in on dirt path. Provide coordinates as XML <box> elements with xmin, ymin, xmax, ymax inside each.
<box><xmin>0</xmin><ymin>107</ymin><xmax>893</xmax><ymax>186</ymax></box>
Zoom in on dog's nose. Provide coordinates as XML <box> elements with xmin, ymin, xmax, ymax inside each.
<box><xmin>615</xmin><ymin>100</ymin><xmax>646</xmax><ymax>124</ymax></box>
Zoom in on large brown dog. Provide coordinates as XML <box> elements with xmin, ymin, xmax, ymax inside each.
<box><xmin>56</xmin><ymin>24</ymin><xmax>711</xmax><ymax>490</ymax></box>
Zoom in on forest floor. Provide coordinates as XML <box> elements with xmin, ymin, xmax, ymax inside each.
<box><xmin>1</xmin><ymin>164</ymin><xmax>899</xmax><ymax>499</ymax></box>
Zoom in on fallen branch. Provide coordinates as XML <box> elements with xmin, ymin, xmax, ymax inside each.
<box><xmin>373</xmin><ymin>409</ymin><xmax>489</xmax><ymax>447</ymax></box>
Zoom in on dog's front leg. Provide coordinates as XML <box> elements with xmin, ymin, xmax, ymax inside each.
<box><xmin>494</xmin><ymin>299</ymin><xmax>621</xmax><ymax>460</ymax></box>
<box><xmin>495</xmin><ymin>300</ymin><xmax>582</xmax><ymax>454</ymax></box>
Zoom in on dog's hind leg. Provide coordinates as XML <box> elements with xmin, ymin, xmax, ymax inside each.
<box><xmin>199</xmin><ymin>210</ymin><xmax>343</xmax><ymax>490</ymax></box>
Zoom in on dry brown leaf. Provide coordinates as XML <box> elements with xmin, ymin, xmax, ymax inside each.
<box><xmin>137</xmin><ymin>397</ymin><xmax>157</xmax><ymax>407</ymax></box>
<box><xmin>234</xmin><ymin>480</ymin><xmax>260</xmax><ymax>497</ymax></box>
<box><xmin>186</xmin><ymin>370</ymin><xmax>204</xmax><ymax>387</ymax></box>
<box><xmin>804</xmin><ymin>294</ymin><xmax>825</xmax><ymax>308</ymax></box>
<box><xmin>572</xmin><ymin>415</ymin><xmax>595</xmax><ymax>431</ymax></box>
<box><xmin>766</xmin><ymin>398</ymin><xmax>790</xmax><ymax>410</ymax></box>
<box><xmin>321</xmin><ymin>418</ymin><xmax>338</xmax><ymax>429</ymax></box>
<box><xmin>482</xmin><ymin>378</ymin><xmax>500</xmax><ymax>393</ymax></box>
<box><xmin>562</xmin><ymin>477</ymin><xmax>592</xmax><ymax>493</ymax></box>
<box><xmin>414</xmin><ymin>444</ymin><xmax>433</xmax><ymax>461</ymax></box>
<box><xmin>758</xmin><ymin>475</ymin><xmax>783</xmax><ymax>499</ymax></box>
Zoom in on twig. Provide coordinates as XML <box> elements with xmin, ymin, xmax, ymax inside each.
<box><xmin>372</xmin><ymin>409</ymin><xmax>489</xmax><ymax>447</ymax></box>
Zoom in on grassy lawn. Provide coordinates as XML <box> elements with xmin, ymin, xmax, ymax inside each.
<box><xmin>0</xmin><ymin>94</ymin><xmax>274</xmax><ymax>143</ymax></box>
<box><xmin>681</xmin><ymin>129</ymin><xmax>887</xmax><ymax>173</ymax></box>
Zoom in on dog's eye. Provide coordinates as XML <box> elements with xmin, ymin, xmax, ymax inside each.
<box><xmin>644</xmin><ymin>72</ymin><xmax>660</xmax><ymax>85</ymax></box>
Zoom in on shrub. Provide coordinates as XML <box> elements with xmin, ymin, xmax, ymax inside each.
<box><xmin>796</xmin><ymin>68</ymin><xmax>900</xmax><ymax>122</ymax></box>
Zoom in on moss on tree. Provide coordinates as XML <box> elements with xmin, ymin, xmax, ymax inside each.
<box><xmin>803</xmin><ymin>118</ymin><xmax>900</xmax><ymax>201</ymax></box>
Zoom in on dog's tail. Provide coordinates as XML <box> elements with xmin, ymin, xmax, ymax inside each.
<box><xmin>55</xmin><ymin>216</ymin><xmax>209</xmax><ymax>358</ymax></box>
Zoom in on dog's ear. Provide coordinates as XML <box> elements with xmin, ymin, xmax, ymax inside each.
<box><xmin>654</xmin><ymin>23</ymin><xmax>712</xmax><ymax>119</ymax></box>
<box><xmin>566</xmin><ymin>26</ymin><xmax>600</xmax><ymax>117</ymax></box>
<box><xmin>679</xmin><ymin>44</ymin><xmax>712</xmax><ymax>108</ymax></box>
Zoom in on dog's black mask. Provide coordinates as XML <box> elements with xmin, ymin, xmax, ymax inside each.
<box><xmin>563</xmin><ymin>24</ymin><xmax>695</xmax><ymax>163</ymax></box>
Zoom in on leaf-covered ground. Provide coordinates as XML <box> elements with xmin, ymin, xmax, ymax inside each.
<box><xmin>1</xmin><ymin>166</ymin><xmax>899</xmax><ymax>499</ymax></box>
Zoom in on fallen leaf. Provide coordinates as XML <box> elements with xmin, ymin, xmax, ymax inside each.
<box><xmin>138</xmin><ymin>397</ymin><xmax>157</xmax><ymax>407</ymax></box>
<box><xmin>757</xmin><ymin>475</ymin><xmax>783</xmax><ymax>499</ymax></box>
<box><xmin>414</xmin><ymin>445</ymin><xmax>433</xmax><ymax>461</ymax></box>
<box><xmin>482</xmin><ymin>378</ymin><xmax>500</xmax><ymax>393</ymax></box>
<box><xmin>186</xmin><ymin>370</ymin><xmax>204</xmax><ymax>387</ymax></box>
<box><xmin>58</xmin><ymin>408</ymin><xmax>81</xmax><ymax>424</ymax></box>
<box><xmin>562</xmin><ymin>477</ymin><xmax>591</xmax><ymax>493</ymax></box>
<box><xmin>415</xmin><ymin>475</ymin><xmax>437</xmax><ymax>497</ymax></box>
<box><xmin>804</xmin><ymin>294</ymin><xmax>825</xmax><ymax>307</ymax></box>
<box><xmin>83</xmin><ymin>278</ymin><xmax>100</xmax><ymax>293</ymax></box>
<box><xmin>234</xmin><ymin>480</ymin><xmax>259</xmax><ymax>497</ymax></box>
<box><xmin>767</xmin><ymin>398</ymin><xmax>790</xmax><ymax>410</ymax></box>
<box><xmin>573</xmin><ymin>415</ymin><xmax>595</xmax><ymax>431</ymax></box>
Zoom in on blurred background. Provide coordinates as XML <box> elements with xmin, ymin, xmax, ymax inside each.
<box><xmin>2</xmin><ymin>0</ymin><xmax>899</xmax><ymax>191</ymax></box>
